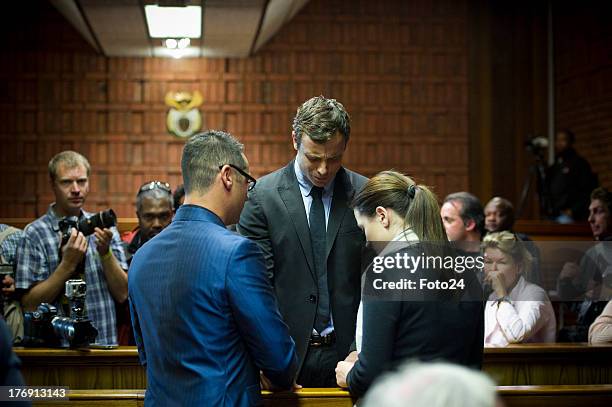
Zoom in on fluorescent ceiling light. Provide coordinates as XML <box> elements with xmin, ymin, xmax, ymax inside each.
<box><xmin>144</xmin><ymin>5</ymin><xmax>201</xmax><ymax>38</ymax></box>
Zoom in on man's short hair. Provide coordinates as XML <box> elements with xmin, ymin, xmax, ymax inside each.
<box><xmin>591</xmin><ymin>187</ymin><xmax>612</xmax><ymax>214</ymax></box>
<box><xmin>48</xmin><ymin>151</ymin><xmax>91</xmax><ymax>182</ymax></box>
<box><xmin>444</xmin><ymin>192</ymin><xmax>485</xmax><ymax>236</ymax></box>
<box><xmin>361</xmin><ymin>362</ymin><xmax>496</xmax><ymax>407</ymax></box>
<box><xmin>181</xmin><ymin>130</ymin><xmax>246</xmax><ymax>195</ymax></box>
<box><xmin>292</xmin><ymin>95</ymin><xmax>350</xmax><ymax>146</ymax></box>
<box><xmin>136</xmin><ymin>188</ymin><xmax>173</xmax><ymax>213</ymax></box>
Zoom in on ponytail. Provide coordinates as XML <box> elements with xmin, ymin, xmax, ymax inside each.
<box><xmin>405</xmin><ymin>185</ymin><xmax>447</xmax><ymax>242</ymax></box>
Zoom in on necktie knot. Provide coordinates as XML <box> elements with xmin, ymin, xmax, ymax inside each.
<box><xmin>311</xmin><ymin>186</ymin><xmax>324</xmax><ymax>200</ymax></box>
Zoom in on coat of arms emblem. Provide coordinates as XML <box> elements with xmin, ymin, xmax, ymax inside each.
<box><xmin>165</xmin><ymin>91</ymin><xmax>203</xmax><ymax>138</ymax></box>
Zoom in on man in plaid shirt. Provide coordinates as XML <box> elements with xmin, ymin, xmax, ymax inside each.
<box><xmin>15</xmin><ymin>151</ymin><xmax>128</xmax><ymax>345</ymax></box>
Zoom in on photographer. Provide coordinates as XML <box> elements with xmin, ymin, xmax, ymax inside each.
<box><xmin>15</xmin><ymin>151</ymin><xmax>128</xmax><ymax>346</ymax></box>
<box><xmin>1</xmin><ymin>224</ymin><xmax>24</xmax><ymax>343</ymax></box>
<box><xmin>545</xmin><ymin>130</ymin><xmax>597</xmax><ymax>223</ymax></box>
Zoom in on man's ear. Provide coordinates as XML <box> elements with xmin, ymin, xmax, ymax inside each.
<box><xmin>219</xmin><ymin>166</ymin><xmax>233</xmax><ymax>191</ymax></box>
<box><xmin>464</xmin><ymin>218</ymin><xmax>476</xmax><ymax>232</ymax></box>
<box><xmin>292</xmin><ymin>131</ymin><xmax>299</xmax><ymax>151</ymax></box>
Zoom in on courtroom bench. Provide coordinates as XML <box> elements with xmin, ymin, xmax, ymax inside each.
<box><xmin>1</xmin><ymin>218</ymin><xmax>593</xmax><ymax>240</ymax></box>
<box><xmin>29</xmin><ymin>386</ymin><xmax>612</xmax><ymax>407</ymax></box>
<box><xmin>0</xmin><ymin>217</ymin><xmax>590</xmax><ymax>292</ymax></box>
<box><xmin>15</xmin><ymin>344</ymin><xmax>612</xmax><ymax>389</ymax></box>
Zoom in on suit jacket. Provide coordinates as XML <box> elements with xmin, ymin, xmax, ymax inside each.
<box><xmin>129</xmin><ymin>205</ymin><xmax>297</xmax><ymax>407</ymax></box>
<box><xmin>348</xmin><ymin>245</ymin><xmax>485</xmax><ymax>398</ymax></box>
<box><xmin>238</xmin><ymin>161</ymin><xmax>367</xmax><ymax>371</ymax></box>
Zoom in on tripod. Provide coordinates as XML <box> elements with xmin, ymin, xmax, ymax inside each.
<box><xmin>516</xmin><ymin>153</ymin><xmax>550</xmax><ymax>219</ymax></box>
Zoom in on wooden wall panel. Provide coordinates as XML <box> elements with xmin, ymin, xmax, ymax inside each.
<box><xmin>554</xmin><ymin>2</ymin><xmax>612</xmax><ymax>190</ymax></box>
<box><xmin>0</xmin><ymin>0</ymin><xmax>470</xmax><ymax>218</ymax></box>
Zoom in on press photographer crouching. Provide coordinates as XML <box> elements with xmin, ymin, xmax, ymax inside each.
<box><xmin>15</xmin><ymin>151</ymin><xmax>128</xmax><ymax>346</ymax></box>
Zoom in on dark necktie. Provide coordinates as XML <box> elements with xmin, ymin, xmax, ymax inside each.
<box><xmin>309</xmin><ymin>186</ymin><xmax>330</xmax><ymax>333</ymax></box>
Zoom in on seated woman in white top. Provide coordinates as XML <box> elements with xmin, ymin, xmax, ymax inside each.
<box><xmin>483</xmin><ymin>231</ymin><xmax>556</xmax><ymax>346</ymax></box>
<box><xmin>589</xmin><ymin>300</ymin><xmax>612</xmax><ymax>344</ymax></box>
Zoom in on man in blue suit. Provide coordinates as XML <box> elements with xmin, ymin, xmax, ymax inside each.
<box><xmin>129</xmin><ymin>130</ymin><xmax>298</xmax><ymax>406</ymax></box>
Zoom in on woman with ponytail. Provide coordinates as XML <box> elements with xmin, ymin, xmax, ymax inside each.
<box><xmin>335</xmin><ymin>171</ymin><xmax>484</xmax><ymax>398</ymax></box>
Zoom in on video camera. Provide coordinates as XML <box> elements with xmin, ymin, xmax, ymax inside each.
<box><xmin>524</xmin><ymin>136</ymin><xmax>549</xmax><ymax>158</ymax></box>
<box><xmin>58</xmin><ymin>209</ymin><xmax>117</xmax><ymax>246</ymax></box>
<box><xmin>22</xmin><ymin>279</ymin><xmax>98</xmax><ymax>348</ymax></box>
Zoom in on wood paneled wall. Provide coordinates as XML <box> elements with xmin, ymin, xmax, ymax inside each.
<box><xmin>554</xmin><ymin>2</ymin><xmax>612</xmax><ymax>189</ymax></box>
<box><xmin>467</xmin><ymin>0</ymin><xmax>549</xmax><ymax>217</ymax></box>
<box><xmin>0</xmin><ymin>1</ymin><xmax>609</xmax><ymax>220</ymax></box>
<box><xmin>0</xmin><ymin>0</ymin><xmax>469</xmax><ymax>218</ymax></box>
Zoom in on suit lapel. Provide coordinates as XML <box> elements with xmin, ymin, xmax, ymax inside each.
<box><xmin>326</xmin><ymin>168</ymin><xmax>353</xmax><ymax>258</ymax></box>
<box><xmin>277</xmin><ymin>162</ymin><xmax>316</xmax><ymax>280</ymax></box>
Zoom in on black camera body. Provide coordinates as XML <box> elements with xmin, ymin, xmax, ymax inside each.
<box><xmin>21</xmin><ymin>279</ymin><xmax>98</xmax><ymax>348</ymax></box>
<box><xmin>59</xmin><ymin>209</ymin><xmax>117</xmax><ymax>246</ymax></box>
<box><xmin>22</xmin><ymin>303</ymin><xmax>61</xmax><ymax>347</ymax></box>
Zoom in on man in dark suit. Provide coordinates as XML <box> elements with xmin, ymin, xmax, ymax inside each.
<box><xmin>238</xmin><ymin>96</ymin><xmax>367</xmax><ymax>387</ymax></box>
<box><xmin>129</xmin><ymin>131</ymin><xmax>298</xmax><ymax>406</ymax></box>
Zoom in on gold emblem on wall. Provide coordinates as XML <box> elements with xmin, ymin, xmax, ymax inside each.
<box><xmin>165</xmin><ymin>91</ymin><xmax>203</xmax><ymax>138</ymax></box>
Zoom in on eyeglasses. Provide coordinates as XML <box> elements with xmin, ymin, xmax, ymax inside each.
<box><xmin>138</xmin><ymin>181</ymin><xmax>171</xmax><ymax>196</ymax></box>
<box><xmin>219</xmin><ymin>164</ymin><xmax>257</xmax><ymax>191</ymax></box>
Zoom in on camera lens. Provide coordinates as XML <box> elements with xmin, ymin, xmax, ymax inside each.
<box><xmin>78</xmin><ymin>209</ymin><xmax>117</xmax><ymax>236</ymax></box>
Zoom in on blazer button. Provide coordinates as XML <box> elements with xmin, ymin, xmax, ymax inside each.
<box><xmin>308</xmin><ymin>295</ymin><xmax>317</xmax><ymax>303</ymax></box>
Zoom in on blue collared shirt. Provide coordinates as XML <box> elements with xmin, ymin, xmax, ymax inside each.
<box><xmin>294</xmin><ymin>160</ymin><xmax>335</xmax><ymax>228</ymax></box>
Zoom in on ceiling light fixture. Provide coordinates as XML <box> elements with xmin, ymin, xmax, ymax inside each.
<box><xmin>165</xmin><ymin>38</ymin><xmax>178</xmax><ymax>49</ymax></box>
<box><xmin>144</xmin><ymin>5</ymin><xmax>202</xmax><ymax>38</ymax></box>
<box><xmin>177</xmin><ymin>38</ymin><xmax>190</xmax><ymax>49</ymax></box>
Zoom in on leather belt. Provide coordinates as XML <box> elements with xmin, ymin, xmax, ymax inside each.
<box><xmin>309</xmin><ymin>331</ymin><xmax>336</xmax><ymax>347</ymax></box>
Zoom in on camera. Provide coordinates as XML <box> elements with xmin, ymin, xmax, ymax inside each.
<box><xmin>22</xmin><ymin>303</ymin><xmax>61</xmax><ymax>347</ymax></box>
<box><xmin>59</xmin><ymin>209</ymin><xmax>117</xmax><ymax>246</ymax></box>
<box><xmin>21</xmin><ymin>279</ymin><xmax>98</xmax><ymax>348</ymax></box>
<box><xmin>524</xmin><ymin>136</ymin><xmax>549</xmax><ymax>157</ymax></box>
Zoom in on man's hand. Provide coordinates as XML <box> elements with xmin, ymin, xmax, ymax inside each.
<box><xmin>560</xmin><ymin>262</ymin><xmax>580</xmax><ymax>280</ymax></box>
<box><xmin>335</xmin><ymin>361</ymin><xmax>354</xmax><ymax>388</ymax></box>
<box><xmin>94</xmin><ymin>227</ymin><xmax>113</xmax><ymax>256</ymax></box>
<box><xmin>344</xmin><ymin>351</ymin><xmax>358</xmax><ymax>363</ymax></box>
<box><xmin>260</xmin><ymin>372</ymin><xmax>302</xmax><ymax>392</ymax></box>
<box><xmin>2</xmin><ymin>274</ymin><xmax>15</xmax><ymax>297</ymax></box>
<box><xmin>61</xmin><ymin>228</ymin><xmax>88</xmax><ymax>269</ymax></box>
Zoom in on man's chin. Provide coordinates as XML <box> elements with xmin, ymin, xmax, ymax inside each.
<box><xmin>311</xmin><ymin>177</ymin><xmax>329</xmax><ymax>187</ymax></box>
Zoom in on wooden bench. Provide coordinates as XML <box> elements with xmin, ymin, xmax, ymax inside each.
<box><xmin>498</xmin><ymin>385</ymin><xmax>612</xmax><ymax>407</ymax></box>
<box><xmin>15</xmin><ymin>344</ymin><xmax>612</xmax><ymax>389</ymax></box>
<box><xmin>1</xmin><ymin>217</ymin><xmax>593</xmax><ymax>292</ymax></box>
<box><xmin>30</xmin><ymin>386</ymin><xmax>612</xmax><ymax>407</ymax></box>
<box><xmin>514</xmin><ymin>220</ymin><xmax>592</xmax><ymax>241</ymax></box>
<box><xmin>484</xmin><ymin>343</ymin><xmax>612</xmax><ymax>385</ymax></box>
<box><xmin>1</xmin><ymin>218</ymin><xmax>593</xmax><ymax>240</ymax></box>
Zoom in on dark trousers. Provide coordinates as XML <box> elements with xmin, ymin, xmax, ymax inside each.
<box><xmin>297</xmin><ymin>345</ymin><xmax>339</xmax><ymax>388</ymax></box>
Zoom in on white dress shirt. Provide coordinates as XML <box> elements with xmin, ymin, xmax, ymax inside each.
<box><xmin>485</xmin><ymin>275</ymin><xmax>556</xmax><ymax>346</ymax></box>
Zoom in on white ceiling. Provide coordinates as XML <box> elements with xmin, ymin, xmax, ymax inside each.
<box><xmin>49</xmin><ymin>0</ymin><xmax>309</xmax><ymax>58</ymax></box>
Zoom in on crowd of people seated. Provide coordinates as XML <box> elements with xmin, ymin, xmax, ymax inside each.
<box><xmin>0</xmin><ymin>98</ymin><xmax>611</xmax><ymax>405</ymax></box>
